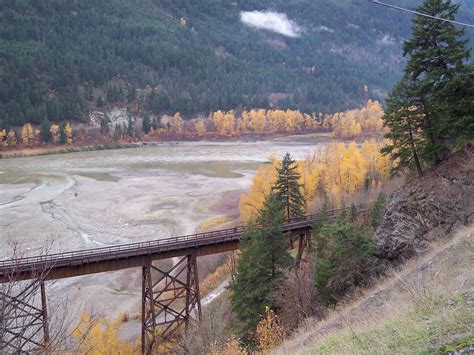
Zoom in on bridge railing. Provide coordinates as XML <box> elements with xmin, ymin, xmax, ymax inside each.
<box><xmin>0</xmin><ymin>204</ymin><xmax>370</xmax><ymax>271</ymax></box>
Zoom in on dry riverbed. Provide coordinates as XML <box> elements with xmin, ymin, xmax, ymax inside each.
<box><xmin>0</xmin><ymin>138</ymin><xmax>327</xmax><ymax>341</ymax></box>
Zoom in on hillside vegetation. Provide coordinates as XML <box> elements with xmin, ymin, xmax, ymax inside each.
<box><xmin>276</xmin><ymin>225</ymin><xmax>474</xmax><ymax>354</ymax></box>
<box><xmin>2</xmin><ymin>0</ymin><xmax>473</xmax><ymax>127</ymax></box>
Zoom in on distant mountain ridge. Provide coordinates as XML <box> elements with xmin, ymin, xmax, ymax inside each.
<box><xmin>0</xmin><ymin>0</ymin><xmax>472</xmax><ymax>127</ymax></box>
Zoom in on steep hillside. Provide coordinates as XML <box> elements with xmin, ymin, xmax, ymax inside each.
<box><xmin>1</xmin><ymin>1</ymin><xmax>473</xmax><ymax>127</ymax></box>
<box><xmin>275</xmin><ymin>146</ymin><xmax>474</xmax><ymax>353</ymax></box>
<box><xmin>276</xmin><ymin>226</ymin><xmax>473</xmax><ymax>354</ymax></box>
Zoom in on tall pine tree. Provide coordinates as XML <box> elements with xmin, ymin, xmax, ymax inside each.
<box><xmin>142</xmin><ymin>113</ymin><xmax>151</xmax><ymax>134</ymax></box>
<box><xmin>257</xmin><ymin>192</ymin><xmax>293</xmax><ymax>278</ymax></box>
<box><xmin>40</xmin><ymin>119</ymin><xmax>52</xmax><ymax>143</ymax></box>
<box><xmin>273</xmin><ymin>153</ymin><xmax>305</xmax><ymax>221</ymax></box>
<box><xmin>382</xmin><ymin>80</ymin><xmax>427</xmax><ymax>176</ymax></box>
<box><xmin>230</xmin><ymin>192</ymin><xmax>292</xmax><ymax>337</ymax></box>
<box><xmin>401</xmin><ymin>0</ymin><xmax>472</xmax><ymax>163</ymax></box>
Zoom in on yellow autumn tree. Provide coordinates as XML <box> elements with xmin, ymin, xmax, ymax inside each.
<box><xmin>50</xmin><ymin>124</ymin><xmax>59</xmax><ymax>143</ymax></box>
<box><xmin>171</xmin><ymin>112</ymin><xmax>183</xmax><ymax>134</ymax></box>
<box><xmin>7</xmin><ymin>130</ymin><xmax>16</xmax><ymax>146</ymax></box>
<box><xmin>212</xmin><ymin>110</ymin><xmax>235</xmax><ymax>136</ymax></box>
<box><xmin>239</xmin><ymin>158</ymin><xmax>279</xmax><ymax>222</ymax></box>
<box><xmin>194</xmin><ymin>119</ymin><xmax>206</xmax><ymax>137</ymax></box>
<box><xmin>249</xmin><ymin>109</ymin><xmax>267</xmax><ymax>133</ymax></box>
<box><xmin>21</xmin><ymin>124</ymin><xmax>29</xmax><ymax>146</ymax></box>
<box><xmin>255</xmin><ymin>307</ymin><xmax>284</xmax><ymax>353</ymax></box>
<box><xmin>0</xmin><ymin>129</ymin><xmax>6</xmax><ymax>147</ymax></box>
<box><xmin>266</xmin><ymin>109</ymin><xmax>285</xmax><ymax>133</ymax></box>
<box><xmin>237</xmin><ymin>111</ymin><xmax>250</xmax><ymax>133</ymax></box>
<box><xmin>33</xmin><ymin>129</ymin><xmax>41</xmax><ymax>145</ymax></box>
<box><xmin>361</xmin><ymin>139</ymin><xmax>390</xmax><ymax>187</ymax></box>
<box><xmin>339</xmin><ymin>142</ymin><xmax>367</xmax><ymax>194</ymax></box>
<box><xmin>212</xmin><ymin>110</ymin><xmax>225</xmax><ymax>134</ymax></box>
<box><xmin>64</xmin><ymin>123</ymin><xmax>73</xmax><ymax>144</ymax></box>
<box><xmin>303</xmin><ymin>113</ymin><xmax>317</xmax><ymax>130</ymax></box>
<box><xmin>210</xmin><ymin>335</ymin><xmax>245</xmax><ymax>355</ymax></box>
<box><xmin>239</xmin><ymin>140</ymin><xmax>393</xmax><ymax>221</ymax></box>
<box><xmin>73</xmin><ymin>312</ymin><xmax>137</xmax><ymax>354</ymax></box>
<box><xmin>21</xmin><ymin>123</ymin><xmax>34</xmax><ymax>146</ymax></box>
<box><xmin>324</xmin><ymin>100</ymin><xmax>384</xmax><ymax>138</ymax></box>
<box><xmin>224</xmin><ymin>111</ymin><xmax>235</xmax><ymax>136</ymax></box>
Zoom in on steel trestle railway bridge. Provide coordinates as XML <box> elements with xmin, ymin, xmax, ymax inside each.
<box><xmin>0</xmin><ymin>204</ymin><xmax>368</xmax><ymax>354</ymax></box>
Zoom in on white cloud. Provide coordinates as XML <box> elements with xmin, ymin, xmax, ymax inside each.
<box><xmin>240</xmin><ymin>11</ymin><xmax>301</xmax><ymax>38</ymax></box>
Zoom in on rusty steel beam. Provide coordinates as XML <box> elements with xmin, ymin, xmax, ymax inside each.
<box><xmin>2</xmin><ymin>240</ymin><xmax>240</xmax><ymax>283</ymax></box>
<box><xmin>142</xmin><ymin>254</ymin><xmax>202</xmax><ymax>354</ymax></box>
<box><xmin>0</xmin><ymin>279</ymin><xmax>49</xmax><ymax>353</ymax></box>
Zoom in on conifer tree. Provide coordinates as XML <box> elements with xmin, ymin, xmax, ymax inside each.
<box><xmin>40</xmin><ymin>118</ymin><xmax>52</xmax><ymax>143</ymax></box>
<box><xmin>113</xmin><ymin>124</ymin><xmax>121</xmax><ymax>141</ymax></box>
<box><xmin>59</xmin><ymin>122</ymin><xmax>68</xmax><ymax>144</ymax></box>
<box><xmin>127</xmin><ymin>84</ymin><xmax>136</xmax><ymax>103</ymax></box>
<box><xmin>390</xmin><ymin>0</ymin><xmax>473</xmax><ymax>165</ymax></box>
<box><xmin>273</xmin><ymin>153</ymin><xmax>305</xmax><ymax>221</ymax></box>
<box><xmin>257</xmin><ymin>192</ymin><xmax>293</xmax><ymax>278</ymax></box>
<box><xmin>142</xmin><ymin>113</ymin><xmax>151</xmax><ymax>134</ymax></box>
<box><xmin>230</xmin><ymin>222</ymin><xmax>273</xmax><ymax>336</ymax></box>
<box><xmin>127</xmin><ymin>117</ymin><xmax>134</xmax><ymax>137</ymax></box>
<box><xmin>382</xmin><ymin>80</ymin><xmax>426</xmax><ymax>176</ymax></box>
<box><xmin>100</xmin><ymin>118</ymin><xmax>110</xmax><ymax>135</ymax></box>
<box><xmin>230</xmin><ymin>192</ymin><xmax>292</xmax><ymax>336</ymax></box>
<box><xmin>151</xmin><ymin>117</ymin><xmax>159</xmax><ymax>131</ymax></box>
<box><xmin>369</xmin><ymin>192</ymin><xmax>388</xmax><ymax>228</ymax></box>
<box><xmin>313</xmin><ymin>211</ymin><xmax>375</xmax><ymax>304</ymax></box>
<box><xmin>97</xmin><ymin>96</ymin><xmax>104</xmax><ymax>108</ymax></box>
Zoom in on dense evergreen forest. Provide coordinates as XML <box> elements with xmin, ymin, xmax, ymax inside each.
<box><xmin>1</xmin><ymin>0</ymin><xmax>473</xmax><ymax>127</ymax></box>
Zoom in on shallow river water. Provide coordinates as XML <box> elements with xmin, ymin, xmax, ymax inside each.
<box><xmin>0</xmin><ymin>136</ymin><xmax>329</xmax><ymax>338</ymax></box>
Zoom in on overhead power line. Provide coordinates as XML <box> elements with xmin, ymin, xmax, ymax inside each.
<box><xmin>370</xmin><ymin>0</ymin><xmax>474</xmax><ymax>28</ymax></box>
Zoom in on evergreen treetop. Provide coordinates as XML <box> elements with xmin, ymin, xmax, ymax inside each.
<box><xmin>382</xmin><ymin>0</ymin><xmax>473</xmax><ymax>174</ymax></box>
<box><xmin>273</xmin><ymin>153</ymin><xmax>305</xmax><ymax>221</ymax></box>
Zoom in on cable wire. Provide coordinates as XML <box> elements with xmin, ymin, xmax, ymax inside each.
<box><xmin>370</xmin><ymin>0</ymin><xmax>474</xmax><ymax>28</ymax></box>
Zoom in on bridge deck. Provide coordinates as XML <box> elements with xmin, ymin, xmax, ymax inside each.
<box><xmin>0</xmin><ymin>205</ymin><xmax>367</xmax><ymax>281</ymax></box>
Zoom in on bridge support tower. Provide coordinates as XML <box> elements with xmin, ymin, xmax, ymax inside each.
<box><xmin>141</xmin><ymin>253</ymin><xmax>202</xmax><ymax>354</ymax></box>
<box><xmin>0</xmin><ymin>278</ymin><xmax>49</xmax><ymax>353</ymax></box>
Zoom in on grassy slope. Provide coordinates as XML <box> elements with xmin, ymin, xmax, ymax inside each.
<box><xmin>275</xmin><ymin>226</ymin><xmax>474</xmax><ymax>354</ymax></box>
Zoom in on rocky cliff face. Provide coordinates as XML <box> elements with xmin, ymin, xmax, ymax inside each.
<box><xmin>374</xmin><ymin>145</ymin><xmax>473</xmax><ymax>266</ymax></box>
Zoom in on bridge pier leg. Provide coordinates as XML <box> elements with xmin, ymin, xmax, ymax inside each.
<box><xmin>0</xmin><ymin>278</ymin><xmax>49</xmax><ymax>353</ymax></box>
<box><xmin>295</xmin><ymin>230</ymin><xmax>312</xmax><ymax>268</ymax></box>
<box><xmin>141</xmin><ymin>253</ymin><xmax>202</xmax><ymax>354</ymax></box>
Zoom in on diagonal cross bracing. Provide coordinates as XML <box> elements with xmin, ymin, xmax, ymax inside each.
<box><xmin>141</xmin><ymin>254</ymin><xmax>202</xmax><ymax>354</ymax></box>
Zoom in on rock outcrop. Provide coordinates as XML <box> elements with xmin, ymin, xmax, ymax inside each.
<box><xmin>374</xmin><ymin>145</ymin><xmax>473</xmax><ymax>265</ymax></box>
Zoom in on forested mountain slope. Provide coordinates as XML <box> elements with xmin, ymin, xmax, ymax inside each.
<box><xmin>1</xmin><ymin>0</ymin><xmax>473</xmax><ymax>126</ymax></box>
